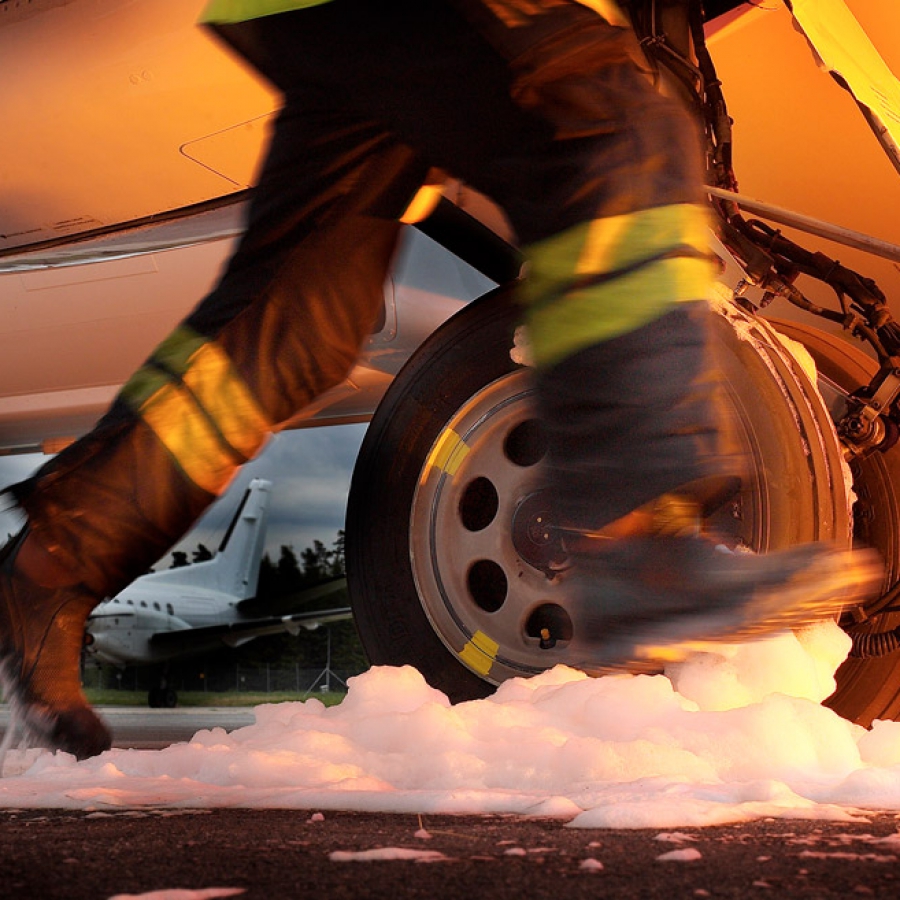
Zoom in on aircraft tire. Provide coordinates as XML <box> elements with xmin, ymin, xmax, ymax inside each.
<box><xmin>148</xmin><ymin>687</ymin><xmax>178</xmax><ymax>709</ymax></box>
<box><xmin>346</xmin><ymin>288</ymin><xmax>860</xmax><ymax>708</ymax></box>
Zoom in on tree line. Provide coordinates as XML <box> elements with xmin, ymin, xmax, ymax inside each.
<box><xmin>167</xmin><ymin>530</ymin><xmax>345</xmax><ymax>593</ymax></box>
<box><xmin>135</xmin><ymin>530</ymin><xmax>365</xmax><ymax>682</ymax></box>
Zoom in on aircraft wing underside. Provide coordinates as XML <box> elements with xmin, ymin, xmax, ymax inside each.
<box><xmin>87</xmin><ymin>606</ymin><xmax>356</xmax><ymax>660</ymax></box>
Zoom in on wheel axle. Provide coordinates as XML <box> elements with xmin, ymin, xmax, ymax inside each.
<box><xmin>511</xmin><ymin>491</ymin><xmax>568</xmax><ymax>575</ymax></box>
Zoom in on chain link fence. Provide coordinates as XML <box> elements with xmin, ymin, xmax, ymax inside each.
<box><xmin>84</xmin><ymin>662</ymin><xmax>365</xmax><ymax>696</ymax></box>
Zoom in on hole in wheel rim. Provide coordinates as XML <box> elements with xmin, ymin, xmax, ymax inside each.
<box><xmin>459</xmin><ymin>476</ymin><xmax>500</xmax><ymax>532</ymax></box>
<box><xmin>526</xmin><ymin>604</ymin><xmax>574</xmax><ymax>644</ymax></box>
<box><xmin>504</xmin><ymin>419</ymin><xmax>547</xmax><ymax>468</ymax></box>
<box><xmin>467</xmin><ymin>559</ymin><xmax>508</xmax><ymax>612</ymax></box>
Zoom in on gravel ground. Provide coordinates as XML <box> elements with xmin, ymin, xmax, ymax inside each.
<box><xmin>2</xmin><ymin>808</ymin><xmax>900</xmax><ymax>899</ymax></box>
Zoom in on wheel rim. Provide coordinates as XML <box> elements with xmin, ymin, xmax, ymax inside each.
<box><xmin>407</xmin><ymin>368</ymin><xmax>758</xmax><ymax>684</ymax></box>
<box><xmin>406</xmin><ymin>311</ymin><xmax>849</xmax><ymax>686</ymax></box>
<box><xmin>410</xmin><ymin>369</ymin><xmax>576</xmax><ymax>683</ymax></box>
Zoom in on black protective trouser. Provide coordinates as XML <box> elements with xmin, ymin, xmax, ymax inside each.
<box><xmin>10</xmin><ymin>0</ymin><xmax>725</xmax><ymax>598</ymax></box>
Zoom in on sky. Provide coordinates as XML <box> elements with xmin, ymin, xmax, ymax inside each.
<box><xmin>5</xmin><ymin>620</ymin><xmax>900</xmax><ymax>835</ymax></box>
<box><xmin>0</xmin><ymin>424</ymin><xmax>366</xmax><ymax>568</ymax></box>
<box><xmin>169</xmin><ymin>425</ymin><xmax>367</xmax><ymax>563</ymax></box>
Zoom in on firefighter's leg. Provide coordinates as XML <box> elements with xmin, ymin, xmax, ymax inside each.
<box><xmin>208</xmin><ymin>0</ymin><xmax>880</xmax><ymax>665</ymax></box>
<box><xmin>469</xmin><ymin>6</ymin><xmax>882</xmax><ymax>664</ymax></box>
<box><xmin>1</xmin><ymin>82</ymin><xmax>428</xmax><ymax>756</ymax></box>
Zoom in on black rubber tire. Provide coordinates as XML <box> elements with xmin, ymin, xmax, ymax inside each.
<box><xmin>346</xmin><ymin>289</ymin><xmax>518</xmax><ymax>703</ymax></box>
<box><xmin>346</xmin><ymin>290</ymin><xmax>850</xmax><ymax>703</ymax></box>
<box><xmin>772</xmin><ymin>319</ymin><xmax>900</xmax><ymax>726</ymax></box>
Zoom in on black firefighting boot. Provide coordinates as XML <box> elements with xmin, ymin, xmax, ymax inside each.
<box><xmin>0</xmin><ymin>528</ymin><xmax>111</xmax><ymax>760</ymax></box>
<box><xmin>0</xmin><ymin>413</ymin><xmax>217</xmax><ymax>761</ymax></box>
<box><xmin>536</xmin><ymin>302</ymin><xmax>882</xmax><ymax>669</ymax></box>
<box><xmin>565</xmin><ymin>534</ymin><xmax>882</xmax><ymax>669</ymax></box>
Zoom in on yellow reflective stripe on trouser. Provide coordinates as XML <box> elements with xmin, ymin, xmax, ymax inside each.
<box><xmin>120</xmin><ymin>326</ymin><xmax>207</xmax><ymax>403</ymax></box>
<box><xmin>520</xmin><ymin>203</ymin><xmax>715</xmax><ymax>368</ymax></box>
<box><xmin>200</xmin><ymin>0</ymin><xmax>333</xmax><ymax>25</ymax></box>
<box><xmin>140</xmin><ymin>383</ymin><xmax>244</xmax><ymax>495</ymax></box>
<box><xmin>574</xmin><ymin>0</ymin><xmax>630</xmax><ymax>28</ymax></box>
<box><xmin>182</xmin><ymin>342</ymin><xmax>271</xmax><ymax>461</ymax></box>
<box><xmin>123</xmin><ymin>334</ymin><xmax>271</xmax><ymax>494</ymax></box>
<box><xmin>399</xmin><ymin>184</ymin><xmax>444</xmax><ymax>225</ymax></box>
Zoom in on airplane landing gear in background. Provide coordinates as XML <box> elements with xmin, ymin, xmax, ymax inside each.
<box><xmin>148</xmin><ymin>668</ymin><xmax>177</xmax><ymax>708</ymax></box>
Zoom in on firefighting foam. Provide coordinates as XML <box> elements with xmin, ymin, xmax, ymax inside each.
<box><xmin>4</xmin><ymin>621</ymin><xmax>900</xmax><ymax>828</ymax></box>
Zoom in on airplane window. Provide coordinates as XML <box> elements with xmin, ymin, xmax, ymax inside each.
<box><xmin>127</xmin><ymin>599</ymin><xmax>133</xmax><ymax>605</ymax></box>
<box><xmin>154</xmin><ymin>602</ymin><xmax>161</xmax><ymax>611</ymax></box>
<box><xmin>167</xmin><ymin>603</ymin><xmax>174</xmax><ymax>616</ymax></box>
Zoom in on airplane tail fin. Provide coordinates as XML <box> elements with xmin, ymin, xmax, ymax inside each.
<box><xmin>211</xmin><ymin>478</ymin><xmax>272</xmax><ymax>600</ymax></box>
<box><xmin>137</xmin><ymin>478</ymin><xmax>272</xmax><ymax>600</ymax></box>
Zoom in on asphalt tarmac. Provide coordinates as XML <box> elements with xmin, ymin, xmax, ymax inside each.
<box><xmin>2</xmin><ymin>708</ymin><xmax>900</xmax><ymax>899</ymax></box>
<box><xmin>2</xmin><ymin>807</ymin><xmax>900</xmax><ymax>899</ymax></box>
<box><xmin>0</xmin><ymin>706</ymin><xmax>257</xmax><ymax>751</ymax></box>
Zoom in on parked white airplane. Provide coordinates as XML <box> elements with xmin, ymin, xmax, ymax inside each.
<box><xmin>84</xmin><ymin>478</ymin><xmax>350</xmax><ymax>701</ymax></box>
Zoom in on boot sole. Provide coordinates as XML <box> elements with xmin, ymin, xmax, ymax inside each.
<box><xmin>572</xmin><ymin>547</ymin><xmax>883</xmax><ymax>670</ymax></box>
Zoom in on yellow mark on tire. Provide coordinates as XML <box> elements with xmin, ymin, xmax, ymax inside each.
<box><xmin>460</xmin><ymin>630</ymin><xmax>499</xmax><ymax>676</ymax></box>
<box><xmin>421</xmin><ymin>428</ymin><xmax>470</xmax><ymax>483</ymax></box>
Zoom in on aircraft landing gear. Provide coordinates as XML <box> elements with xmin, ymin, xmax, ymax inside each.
<box><xmin>346</xmin><ymin>286</ymin><xmax>900</xmax><ymax>723</ymax></box>
<box><xmin>148</xmin><ymin>669</ymin><xmax>177</xmax><ymax>708</ymax></box>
